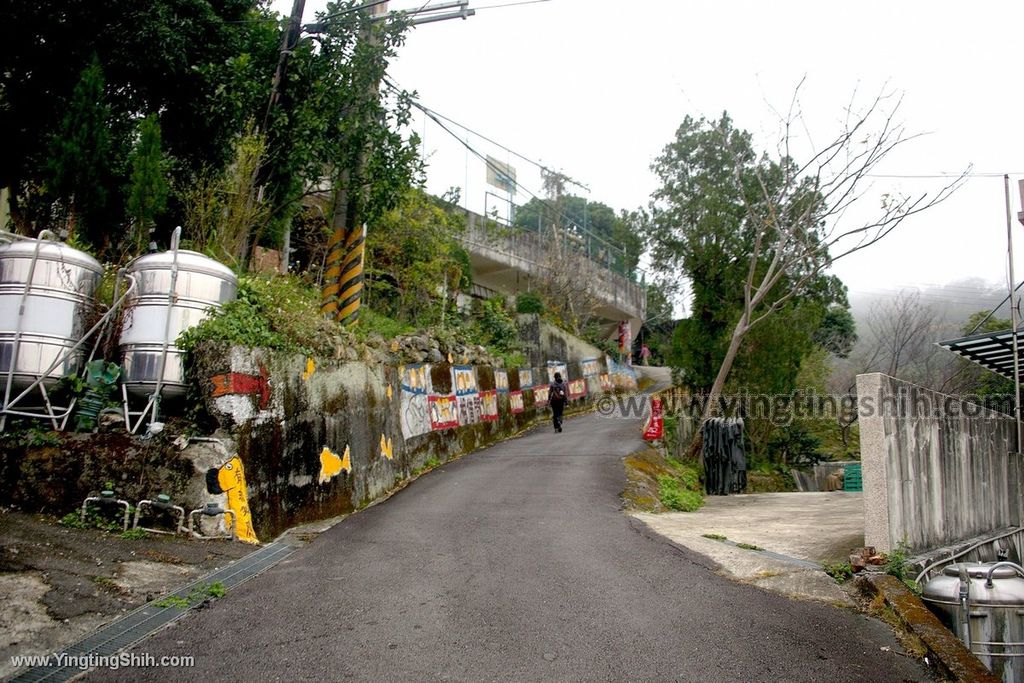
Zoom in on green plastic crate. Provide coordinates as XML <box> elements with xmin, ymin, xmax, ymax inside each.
<box><xmin>843</xmin><ymin>463</ymin><xmax>863</xmax><ymax>492</ymax></box>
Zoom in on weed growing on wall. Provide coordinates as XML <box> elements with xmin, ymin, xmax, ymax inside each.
<box><xmin>822</xmin><ymin>561</ymin><xmax>854</xmax><ymax>583</ymax></box>
<box><xmin>178</xmin><ymin>274</ymin><xmax>349</xmax><ymax>358</ymax></box>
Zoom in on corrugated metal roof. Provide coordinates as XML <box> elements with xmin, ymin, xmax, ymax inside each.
<box><xmin>938</xmin><ymin>328</ymin><xmax>1024</xmax><ymax>381</ymax></box>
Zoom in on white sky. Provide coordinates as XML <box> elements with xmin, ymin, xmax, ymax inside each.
<box><xmin>272</xmin><ymin>0</ymin><xmax>1024</xmax><ymax>310</ymax></box>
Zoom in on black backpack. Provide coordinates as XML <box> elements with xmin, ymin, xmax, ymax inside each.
<box><xmin>550</xmin><ymin>382</ymin><xmax>567</xmax><ymax>401</ymax></box>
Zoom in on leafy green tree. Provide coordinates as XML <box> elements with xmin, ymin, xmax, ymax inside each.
<box><xmin>364</xmin><ymin>189</ymin><xmax>467</xmax><ymax>327</ymax></box>
<box><xmin>814</xmin><ymin>306</ymin><xmax>857</xmax><ymax>358</ymax></box>
<box><xmin>648</xmin><ymin>95</ymin><xmax>960</xmax><ymax>426</ymax></box>
<box><xmin>513</xmin><ymin>194</ymin><xmax>641</xmax><ymax>274</ymax></box>
<box><xmin>125</xmin><ymin>115</ymin><xmax>169</xmax><ymax>256</ymax></box>
<box><xmin>46</xmin><ymin>56</ymin><xmax>113</xmax><ymax>247</ymax></box>
<box><xmin>957</xmin><ymin>311</ymin><xmax>1016</xmax><ymax>401</ymax></box>
<box><xmin>1</xmin><ymin>0</ymin><xmax>278</xmax><ymax>244</ymax></box>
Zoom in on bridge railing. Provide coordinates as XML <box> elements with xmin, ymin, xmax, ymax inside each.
<box><xmin>461</xmin><ymin>213</ymin><xmax>647</xmax><ymax>319</ymax></box>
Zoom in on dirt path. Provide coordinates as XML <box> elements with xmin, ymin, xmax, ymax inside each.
<box><xmin>0</xmin><ymin>511</ymin><xmax>253</xmax><ymax>679</ymax></box>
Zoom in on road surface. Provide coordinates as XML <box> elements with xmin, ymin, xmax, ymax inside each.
<box><xmin>89</xmin><ymin>406</ymin><xmax>929</xmax><ymax>682</ymax></box>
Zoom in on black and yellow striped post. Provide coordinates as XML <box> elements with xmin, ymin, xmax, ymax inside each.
<box><xmin>335</xmin><ymin>223</ymin><xmax>366</xmax><ymax>325</ymax></box>
<box><xmin>320</xmin><ymin>224</ymin><xmax>345</xmax><ymax>318</ymax></box>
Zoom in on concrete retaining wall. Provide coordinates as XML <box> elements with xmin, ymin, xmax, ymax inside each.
<box><xmin>189</xmin><ymin>345</ymin><xmax>633</xmax><ymax>540</ymax></box>
<box><xmin>857</xmin><ymin>373</ymin><xmax>1022</xmax><ymax>553</ymax></box>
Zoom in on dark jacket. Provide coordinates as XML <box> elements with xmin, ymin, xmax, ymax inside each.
<box><xmin>549</xmin><ymin>380</ymin><xmax>568</xmax><ymax>404</ymax></box>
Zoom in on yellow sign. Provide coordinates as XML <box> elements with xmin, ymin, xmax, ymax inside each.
<box><xmin>216</xmin><ymin>456</ymin><xmax>259</xmax><ymax>544</ymax></box>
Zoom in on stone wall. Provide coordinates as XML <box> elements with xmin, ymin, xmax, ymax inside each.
<box><xmin>857</xmin><ymin>373</ymin><xmax>1022</xmax><ymax>553</ymax></box>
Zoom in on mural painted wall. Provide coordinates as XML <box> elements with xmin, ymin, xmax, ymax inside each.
<box><xmin>429</xmin><ymin>394</ymin><xmax>459</xmax><ymax>431</ymax></box>
<box><xmin>480</xmin><ymin>389</ymin><xmax>499</xmax><ymax>421</ymax></box>
<box><xmin>546</xmin><ymin>361</ymin><xmax>568</xmax><ymax>383</ymax></box>
<box><xmin>606</xmin><ymin>356</ymin><xmax>639</xmax><ymax>390</ymax></box>
<box><xmin>495</xmin><ymin>369</ymin><xmax>509</xmax><ymax>393</ymax></box>
<box><xmin>568</xmin><ymin>379</ymin><xmax>588</xmax><ymax>400</ymax></box>
<box><xmin>400</xmin><ymin>363</ymin><xmax>432</xmax><ymax>439</ymax></box>
<box><xmin>580</xmin><ymin>358</ymin><xmax>601</xmax><ymax>378</ymax></box>
<box><xmin>201</xmin><ymin>347</ymin><xmax>625</xmax><ymax>540</ymax></box>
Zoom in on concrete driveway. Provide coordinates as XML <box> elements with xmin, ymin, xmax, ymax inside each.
<box><xmin>635</xmin><ymin>491</ymin><xmax>865</xmax><ymax>605</ymax></box>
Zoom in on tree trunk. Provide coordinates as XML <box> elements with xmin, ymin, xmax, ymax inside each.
<box><xmin>700</xmin><ymin>314</ymin><xmax>748</xmax><ymax>423</ymax></box>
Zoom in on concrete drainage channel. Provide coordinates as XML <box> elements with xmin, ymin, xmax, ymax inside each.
<box><xmin>10</xmin><ymin>540</ymin><xmax>298</xmax><ymax>683</ymax></box>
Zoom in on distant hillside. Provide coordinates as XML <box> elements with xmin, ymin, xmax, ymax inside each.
<box><xmin>848</xmin><ymin>278</ymin><xmax>1010</xmax><ymax>334</ymax></box>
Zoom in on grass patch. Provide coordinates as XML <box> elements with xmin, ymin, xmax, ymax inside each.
<box><xmin>822</xmin><ymin>561</ymin><xmax>854</xmax><ymax>583</ymax></box>
<box><xmin>736</xmin><ymin>542</ymin><xmax>764</xmax><ymax>551</ymax></box>
<box><xmin>623</xmin><ymin>448</ymin><xmax>705</xmax><ymax>513</ymax></box>
<box><xmin>882</xmin><ymin>542</ymin><xmax>921</xmax><ymax>594</ymax></box>
<box><xmin>120</xmin><ymin>528</ymin><xmax>149</xmax><ymax>540</ymax></box>
<box><xmin>657</xmin><ymin>475</ymin><xmax>704</xmax><ymax>512</ymax></box>
<box><xmin>153</xmin><ymin>581</ymin><xmax>226</xmax><ymax>610</ymax></box>
<box><xmin>702</xmin><ymin>533</ymin><xmax>727</xmax><ymax>541</ymax></box>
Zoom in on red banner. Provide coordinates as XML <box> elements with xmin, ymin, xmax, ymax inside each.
<box><xmin>643</xmin><ymin>397</ymin><xmax>664</xmax><ymax>441</ymax></box>
<box><xmin>568</xmin><ymin>378</ymin><xmax>587</xmax><ymax>400</ymax></box>
<box><xmin>429</xmin><ymin>394</ymin><xmax>460</xmax><ymax>431</ymax></box>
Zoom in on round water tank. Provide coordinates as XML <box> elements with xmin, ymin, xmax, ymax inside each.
<box><xmin>119</xmin><ymin>250</ymin><xmax>237</xmax><ymax>400</ymax></box>
<box><xmin>922</xmin><ymin>561</ymin><xmax>1024</xmax><ymax>681</ymax></box>
<box><xmin>0</xmin><ymin>239</ymin><xmax>103</xmax><ymax>393</ymax></box>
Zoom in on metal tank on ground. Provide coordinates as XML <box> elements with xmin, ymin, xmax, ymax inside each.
<box><xmin>0</xmin><ymin>233</ymin><xmax>103</xmax><ymax>425</ymax></box>
<box><xmin>119</xmin><ymin>228</ymin><xmax>236</xmax><ymax>429</ymax></box>
<box><xmin>922</xmin><ymin>561</ymin><xmax>1024</xmax><ymax>682</ymax></box>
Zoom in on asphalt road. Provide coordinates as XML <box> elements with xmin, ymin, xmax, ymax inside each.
<box><xmin>89</xmin><ymin>408</ymin><xmax>930</xmax><ymax>682</ymax></box>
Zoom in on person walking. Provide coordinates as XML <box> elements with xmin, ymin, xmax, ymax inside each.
<box><xmin>640</xmin><ymin>344</ymin><xmax>651</xmax><ymax>366</ymax></box>
<box><xmin>549</xmin><ymin>372</ymin><xmax>568</xmax><ymax>433</ymax></box>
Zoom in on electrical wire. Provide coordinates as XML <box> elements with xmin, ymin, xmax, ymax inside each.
<box><xmin>866</xmin><ymin>172</ymin><xmax>1024</xmax><ymax>179</ymax></box>
<box><xmin>472</xmin><ymin>0</ymin><xmax>551</xmax><ymax>10</ymax></box>
<box><xmin>402</xmin><ymin>94</ymin><xmax>588</xmax><ymax>190</ymax></box>
<box><xmin>386</xmin><ymin>80</ymin><xmax>632</xmax><ymax>260</ymax></box>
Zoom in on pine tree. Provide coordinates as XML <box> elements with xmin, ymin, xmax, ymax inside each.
<box><xmin>47</xmin><ymin>55</ymin><xmax>112</xmax><ymax>247</ymax></box>
<box><xmin>125</xmin><ymin>114</ymin><xmax>169</xmax><ymax>255</ymax></box>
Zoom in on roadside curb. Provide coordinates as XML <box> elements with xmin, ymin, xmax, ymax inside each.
<box><xmin>857</xmin><ymin>573</ymin><xmax>999</xmax><ymax>683</ymax></box>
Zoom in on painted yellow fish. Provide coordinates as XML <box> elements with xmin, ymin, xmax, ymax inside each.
<box><xmin>301</xmin><ymin>357</ymin><xmax>316</xmax><ymax>381</ymax></box>
<box><xmin>318</xmin><ymin>445</ymin><xmax>351</xmax><ymax>483</ymax></box>
<box><xmin>380</xmin><ymin>434</ymin><xmax>394</xmax><ymax>460</ymax></box>
<box><xmin>214</xmin><ymin>456</ymin><xmax>259</xmax><ymax>544</ymax></box>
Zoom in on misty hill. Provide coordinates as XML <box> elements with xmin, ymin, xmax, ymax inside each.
<box><xmin>848</xmin><ymin>278</ymin><xmax>1010</xmax><ymax>336</ymax></box>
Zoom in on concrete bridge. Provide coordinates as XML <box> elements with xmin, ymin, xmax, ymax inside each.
<box><xmin>460</xmin><ymin>211</ymin><xmax>647</xmax><ymax>339</ymax></box>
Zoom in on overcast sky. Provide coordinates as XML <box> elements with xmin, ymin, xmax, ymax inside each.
<box><xmin>272</xmin><ymin>0</ymin><xmax>1024</xmax><ymax>311</ymax></box>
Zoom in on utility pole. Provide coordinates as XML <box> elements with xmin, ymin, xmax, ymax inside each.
<box><xmin>260</xmin><ymin>0</ymin><xmax>306</xmax><ymax>274</ymax></box>
<box><xmin>264</xmin><ymin>0</ymin><xmax>307</xmax><ymax>133</ymax></box>
<box><xmin>321</xmin><ymin>0</ymin><xmax>386</xmax><ymax>325</ymax></box>
<box><xmin>1007</xmin><ymin>174</ymin><xmax>1022</xmax><ymax>450</ymax></box>
<box><xmin>320</xmin><ymin>0</ymin><xmax>474</xmax><ymax>324</ymax></box>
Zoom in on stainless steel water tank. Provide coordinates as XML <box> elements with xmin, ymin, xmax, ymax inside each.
<box><xmin>922</xmin><ymin>561</ymin><xmax>1024</xmax><ymax>682</ymax></box>
<box><xmin>119</xmin><ymin>249</ymin><xmax>236</xmax><ymax>400</ymax></box>
<box><xmin>0</xmin><ymin>239</ymin><xmax>103</xmax><ymax>392</ymax></box>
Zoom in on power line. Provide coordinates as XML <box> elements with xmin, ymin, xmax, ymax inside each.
<box><xmin>473</xmin><ymin>0</ymin><xmax>551</xmax><ymax>10</ymax></box>
<box><xmin>866</xmin><ymin>172</ymin><xmax>1024</xmax><ymax>179</ymax></box>
<box><xmin>397</xmin><ymin>89</ymin><xmax>589</xmax><ymax>191</ymax></box>
<box><xmin>387</xmin><ymin>80</ymin><xmax>634</xmax><ymax>263</ymax></box>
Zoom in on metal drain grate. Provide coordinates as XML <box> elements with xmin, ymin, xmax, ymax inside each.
<box><xmin>11</xmin><ymin>540</ymin><xmax>297</xmax><ymax>683</ymax></box>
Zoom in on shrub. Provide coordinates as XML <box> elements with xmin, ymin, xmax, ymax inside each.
<box><xmin>657</xmin><ymin>475</ymin><xmax>704</xmax><ymax>512</ymax></box>
<box><xmin>515</xmin><ymin>291</ymin><xmax>544</xmax><ymax>314</ymax></box>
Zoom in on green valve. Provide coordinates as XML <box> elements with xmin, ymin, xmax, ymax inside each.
<box><xmin>100</xmin><ymin>490</ymin><xmax>115</xmax><ymax>499</ymax></box>
<box><xmin>157</xmin><ymin>494</ymin><xmax>171</xmax><ymax>504</ymax></box>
